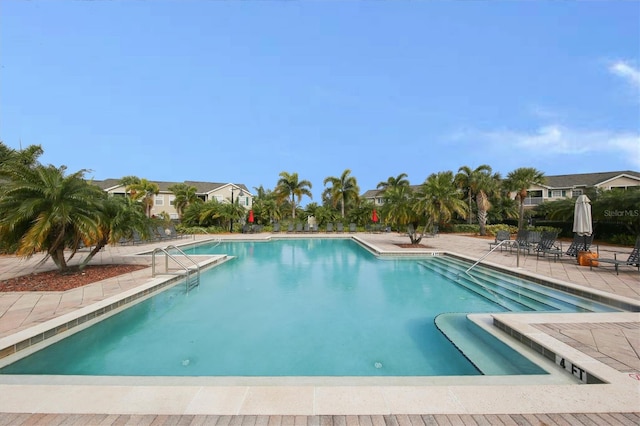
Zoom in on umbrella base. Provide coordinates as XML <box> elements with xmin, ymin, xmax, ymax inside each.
<box><xmin>578</xmin><ymin>250</ymin><xmax>598</xmax><ymax>267</ymax></box>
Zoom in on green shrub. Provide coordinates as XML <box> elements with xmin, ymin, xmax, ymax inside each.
<box><xmin>528</xmin><ymin>225</ymin><xmax>562</xmax><ymax>234</ymax></box>
<box><xmin>485</xmin><ymin>224</ymin><xmax>518</xmax><ymax>237</ymax></box>
<box><xmin>609</xmin><ymin>234</ymin><xmax>636</xmax><ymax>246</ymax></box>
<box><xmin>177</xmin><ymin>225</ymin><xmax>226</xmax><ymax>235</ymax></box>
<box><xmin>451</xmin><ymin>224</ymin><xmax>480</xmax><ymax>234</ymax></box>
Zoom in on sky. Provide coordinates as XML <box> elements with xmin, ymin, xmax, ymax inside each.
<box><xmin>1</xmin><ymin>1</ymin><xmax>639</xmax><ymax>203</ymax></box>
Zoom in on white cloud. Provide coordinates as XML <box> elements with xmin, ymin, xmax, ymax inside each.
<box><xmin>609</xmin><ymin>60</ymin><xmax>640</xmax><ymax>88</ymax></box>
<box><xmin>460</xmin><ymin>124</ymin><xmax>640</xmax><ymax>169</ymax></box>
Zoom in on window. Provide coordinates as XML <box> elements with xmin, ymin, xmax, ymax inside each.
<box><xmin>169</xmin><ymin>195</ymin><xmax>175</xmax><ymax>206</ymax></box>
<box><xmin>551</xmin><ymin>190</ymin><xmax>563</xmax><ymax>198</ymax></box>
<box><xmin>213</xmin><ymin>195</ymin><xmax>223</xmax><ymax>202</ymax></box>
<box><xmin>572</xmin><ymin>189</ymin><xmax>583</xmax><ymax>197</ymax></box>
<box><xmin>155</xmin><ymin>195</ymin><xmax>164</xmax><ymax>206</ymax></box>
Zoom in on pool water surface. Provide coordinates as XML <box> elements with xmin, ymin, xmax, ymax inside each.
<box><xmin>0</xmin><ymin>239</ymin><xmax>614</xmax><ymax>377</ymax></box>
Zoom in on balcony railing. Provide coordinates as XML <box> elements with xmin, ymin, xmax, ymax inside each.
<box><xmin>523</xmin><ymin>197</ymin><xmax>544</xmax><ymax>206</ymax></box>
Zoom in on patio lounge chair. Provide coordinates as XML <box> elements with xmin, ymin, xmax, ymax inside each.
<box><xmin>166</xmin><ymin>224</ymin><xmax>184</xmax><ymax>239</ymax></box>
<box><xmin>326</xmin><ymin>222</ymin><xmax>334</xmax><ymax>233</ymax></box>
<box><xmin>590</xmin><ymin>236</ymin><xmax>640</xmax><ymax>275</ymax></box>
<box><xmin>336</xmin><ymin>223</ymin><xmax>344</xmax><ymax>233</ymax></box>
<box><xmin>296</xmin><ymin>223</ymin><xmax>303</xmax><ymax>233</ymax></box>
<box><xmin>286</xmin><ymin>223</ymin><xmax>294</xmax><ymax>233</ymax></box>
<box><xmin>565</xmin><ymin>233</ymin><xmax>595</xmax><ymax>257</ymax></box>
<box><xmin>527</xmin><ymin>231</ymin><xmax>541</xmax><ymax>248</ymax></box>
<box><xmin>272</xmin><ymin>222</ymin><xmax>281</xmax><ymax>233</ymax></box>
<box><xmin>535</xmin><ymin>231</ymin><xmax>562</xmax><ymax>260</ymax></box>
<box><xmin>489</xmin><ymin>230</ymin><xmax>511</xmax><ymax>251</ymax></box>
<box><xmin>510</xmin><ymin>230</ymin><xmax>530</xmax><ymax>254</ymax></box>
<box><xmin>349</xmin><ymin>223</ymin><xmax>356</xmax><ymax>233</ymax></box>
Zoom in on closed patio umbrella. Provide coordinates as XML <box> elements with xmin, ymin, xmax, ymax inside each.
<box><xmin>372</xmin><ymin>209</ymin><xmax>378</xmax><ymax>223</ymax></box>
<box><xmin>573</xmin><ymin>195</ymin><xmax>593</xmax><ymax>251</ymax></box>
<box><xmin>248</xmin><ymin>210</ymin><xmax>254</xmax><ymax>223</ymax></box>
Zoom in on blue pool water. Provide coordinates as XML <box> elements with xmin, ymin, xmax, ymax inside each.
<box><xmin>0</xmin><ymin>239</ymin><xmax>616</xmax><ymax>376</ymax></box>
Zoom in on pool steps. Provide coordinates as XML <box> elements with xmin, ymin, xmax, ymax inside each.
<box><xmin>434</xmin><ymin>312</ymin><xmax>547</xmax><ymax>376</ymax></box>
<box><xmin>418</xmin><ymin>257</ymin><xmax>617</xmax><ymax>313</ymax></box>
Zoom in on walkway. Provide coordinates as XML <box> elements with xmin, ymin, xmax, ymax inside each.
<box><xmin>0</xmin><ymin>232</ymin><xmax>638</xmax><ymax>419</ymax></box>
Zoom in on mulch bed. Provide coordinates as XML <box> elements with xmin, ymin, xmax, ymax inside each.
<box><xmin>395</xmin><ymin>244</ymin><xmax>432</xmax><ymax>249</ymax></box>
<box><xmin>0</xmin><ymin>264</ymin><xmax>148</xmax><ymax>292</ymax></box>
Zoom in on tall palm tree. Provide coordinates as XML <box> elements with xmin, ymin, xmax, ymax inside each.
<box><xmin>414</xmin><ymin>171</ymin><xmax>467</xmax><ymax>230</ymax></box>
<box><xmin>168</xmin><ymin>183</ymin><xmax>201</xmax><ymax>220</ymax></box>
<box><xmin>377</xmin><ymin>173</ymin><xmax>410</xmax><ymax>192</ymax></box>
<box><xmin>275</xmin><ymin>171</ymin><xmax>313</xmax><ymax>219</ymax></box>
<box><xmin>323</xmin><ymin>169</ymin><xmax>360</xmax><ymax>217</ymax></box>
<box><xmin>124</xmin><ymin>177</ymin><xmax>160</xmax><ymax>218</ymax></box>
<box><xmin>504</xmin><ymin>167</ymin><xmax>546</xmax><ymax>230</ymax></box>
<box><xmin>455</xmin><ymin>165</ymin><xmax>491</xmax><ymax>225</ymax></box>
<box><xmin>0</xmin><ymin>164</ymin><xmax>104</xmax><ymax>272</ymax></box>
<box><xmin>0</xmin><ymin>141</ymin><xmax>43</xmax><ymax>176</ymax></box>
<box><xmin>474</xmin><ymin>171</ymin><xmax>501</xmax><ymax>236</ymax></box>
<box><xmin>456</xmin><ymin>165</ymin><xmax>501</xmax><ymax>235</ymax></box>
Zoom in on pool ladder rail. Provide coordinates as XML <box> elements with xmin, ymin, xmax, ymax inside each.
<box><xmin>151</xmin><ymin>245</ymin><xmax>201</xmax><ymax>291</ymax></box>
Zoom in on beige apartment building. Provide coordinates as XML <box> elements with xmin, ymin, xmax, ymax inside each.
<box><xmin>94</xmin><ymin>179</ymin><xmax>253</xmax><ymax>220</ymax></box>
<box><xmin>362</xmin><ymin>170</ymin><xmax>640</xmax><ymax>207</ymax></box>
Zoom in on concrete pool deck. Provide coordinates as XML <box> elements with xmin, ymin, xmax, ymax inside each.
<box><xmin>0</xmin><ymin>232</ymin><xmax>638</xmax><ymax>421</ymax></box>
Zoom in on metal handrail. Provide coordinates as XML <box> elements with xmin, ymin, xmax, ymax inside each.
<box><xmin>465</xmin><ymin>239</ymin><xmax>520</xmax><ymax>273</ymax></box>
<box><xmin>152</xmin><ymin>245</ymin><xmax>200</xmax><ymax>290</ymax></box>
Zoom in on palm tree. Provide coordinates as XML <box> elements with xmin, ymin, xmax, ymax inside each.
<box><xmin>168</xmin><ymin>183</ymin><xmax>201</xmax><ymax>220</ymax></box>
<box><xmin>74</xmin><ymin>194</ymin><xmax>151</xmax><ymax>268</ymax></box>
<box><xmin>380</xmin><ymin>185</ymin><xmax>416</xmax><ymax>235</ymax></box>
<box><xmin>323</xmin><ymin>169</ymin><xmax>360</xmax><ymax>217</ymax></box>
<box><xmin>124</xmin><ymin>177</ymin><xmax>160</xmax><ymax>218</ymax></box>
<box><xmin>275</xmin><ymin>171</ymin><xmax>313</xmax><ymax>219</ymax></box>
<box><xmin>504</xmin><ymin>167</ymin><xmax>546</xmax><ymax>230</ymax></box>
<box><xmin>0</xmin><ymin>164</ymin><xmax>105</xmax><ymax>272</ymax></box>
<box><xmin>414</xmin><ymin>171</ymin><xmax>467</xmax><ymax>232</ymax></box>
<box><xmin>455</xmin><ymin>165</ymin><xmax>491</xmax><ymax>225</ymax></box>
<box><xmin>377</xmin><ymin>173</ymin><xmax>410</xmax><ymax>192</ymax></box>
<box><xmin>455</xmin><ymin>165</ymin><xmax>501</xmax><ymax>236</ymax></box>
<box><xmin>0</xmin><ymin>141</ymin><xmax>43</xmax><ymax>176</ymax></box>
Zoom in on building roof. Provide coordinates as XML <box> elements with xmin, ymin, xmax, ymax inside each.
<box><xmin>92</xmin><ymin>179</ymin><xmax>253</xmax><ymax>196</ymax></box>
<box><xmin>362</xmin><ymin>189</ymin><xmax>383</xmax><ymax>198</ymax></box>
<box><xmin>542</xmin><ymin>171</ymin><xmax>640</xmax><ymax>189</ymax></box>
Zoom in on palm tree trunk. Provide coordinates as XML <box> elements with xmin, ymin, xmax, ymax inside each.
<box><xmin>518</xmin><ymin>200</ymin><xmax>525</xmax><ymax>230</ymax></box>
<box><xmin>291</xmin><ymin>196</ymin><xmax>296</xmax><ymax>219</ymax></box>
<box><xmin>476</xmin><ymin>191</ymin><xmax>490</xmax><ymax>236</ymax></box>
<box><xmin>468</xmin><ymin>193</ymin><xmax>472</xmax><ymax>224</ymax></box>
<box><xmin>49</xmin><ymin>247</ymin><xmax>68</xmax><ymax>272</ymax></box>
<box><xmin>79</xmin><ymin>238</ymin><xmax>108</xmax><ymax>270</ymax></box>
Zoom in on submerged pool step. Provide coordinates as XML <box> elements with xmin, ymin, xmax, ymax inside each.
<box><xmin>417</xmin><ymin>257</ymin><xmax>607</xmax><ymax>313</ymax></box>
<box><xmin>430</xmin><ymin>256</ymin><xmax>615</xmax><ymax>313</ymax></box>
<box><xmin>418</xmin><ymin>261</ymin><xmax>540</xmax><ymax>312</ymax></box>
<box><xmin>434</xmin><ymin>313</ymin><xmax>547</xmax><ymax>376</ymax></box>
<box><xmin>423</xmin><ymin>258</ymin><xmax>565</xmax><ymax>311</ymax></box>
<box><xmin>424</xmin><ymin>257</ymin><xmax>598</xmax><ymax>312</ymax></box>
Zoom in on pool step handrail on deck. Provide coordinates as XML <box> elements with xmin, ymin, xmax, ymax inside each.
<box><xmin>466</xmin><ymin>239</ymin><xmax>519</xmax><ymax>273</ymax></box>
<box><xmin>152</xmin><ymin>245</ymin><xmax>201</xmax><ymax>291</ymax></box>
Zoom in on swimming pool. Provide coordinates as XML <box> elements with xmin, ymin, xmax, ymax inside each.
<box><xmin>0</xmin><ymin>238</ymin><xmax>617</xmax><ymax>377</ymax></box>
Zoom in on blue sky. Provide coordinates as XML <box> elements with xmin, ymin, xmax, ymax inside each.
<box><xmin>1</xmin><ymin>1</ymin><xmax>639</xmax><ymax>203</ymax></box>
